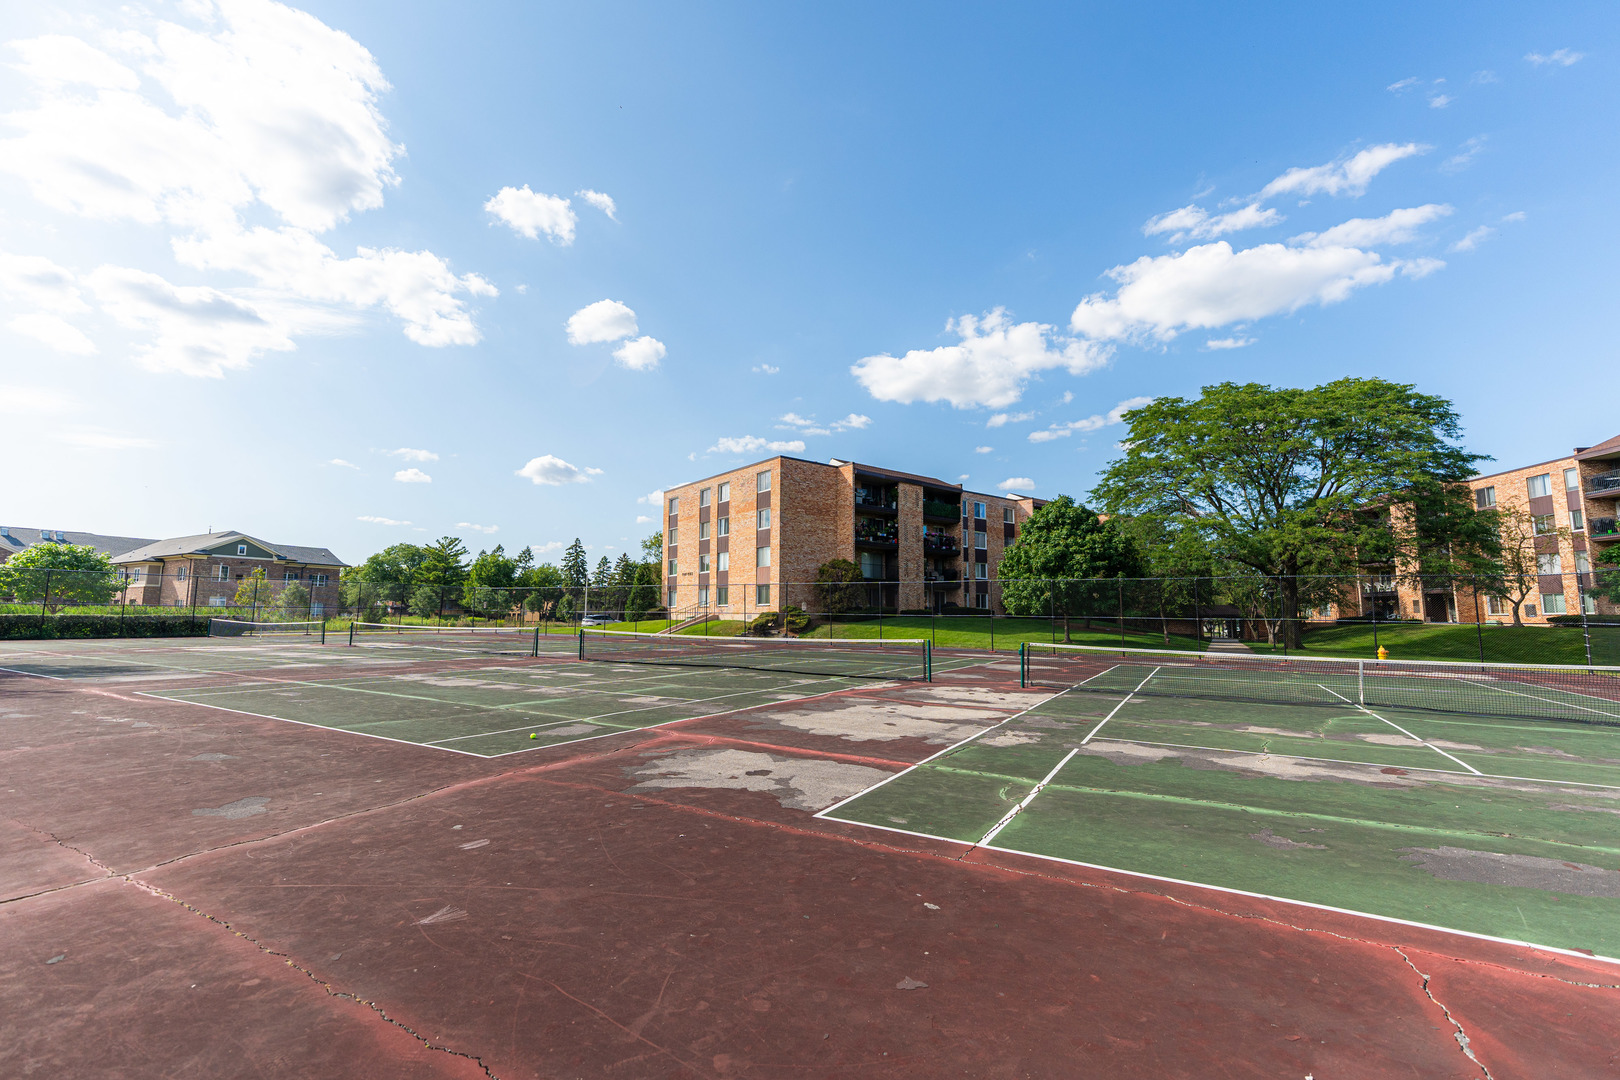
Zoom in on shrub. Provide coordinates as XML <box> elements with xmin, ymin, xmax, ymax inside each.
<box><xmin>0</xmin><ymin>613</ymin><xmax>212</xmax><ymax>640</ymax></box>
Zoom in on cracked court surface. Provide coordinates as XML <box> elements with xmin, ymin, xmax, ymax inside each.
<box><xmin>2</xmin><ymin>635</ymin><xmax>1618</xmax><ymax>1078</ymax></box>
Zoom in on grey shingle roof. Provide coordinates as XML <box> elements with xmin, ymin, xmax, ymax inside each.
<box><xmin>112</xmin><ymin>531</ymin><xmax>348</xmax><ymax>567</ymax></box>
<box><xmin>0</xmin><ymin>525</ymin><xmax>157</xmax><ymax>559</ymax></box>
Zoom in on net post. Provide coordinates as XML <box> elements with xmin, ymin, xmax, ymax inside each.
<box><xmin>1357</xmin><ymin>659</ymin><xmax>1364</xmax><ymax>705</ymax></box>
<box><xmin>532</xmin><ymin>624</ymin><xmax>541</xmax><ymax>658</ymax></box>
<box><xmin>320</xmin><ymin>621</ymin><xmax>326</xmax><ymax>645</ymax></box>
<box><xmin>1019</xmin><ymin>641</ymin><xmax>1027</xmax><ymax>687</ymax></box>
<box><xmin>577</xmin><ymin>628</ymin><xmax>585</xmax><ymax>661</ymax></box>
<box><xmin>348</xmin><ymin>621</ymin><xmax>355</xmax><ymax>647</ymax></box>
<box><xmin>924</xmin><ymin>640</ymin><xmax>932</xmax><ymax>682</ymax></box>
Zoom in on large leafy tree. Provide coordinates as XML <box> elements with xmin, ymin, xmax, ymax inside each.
<box><xmin>463</xmin><ymin>545</ymin><xmax>517</xmax><ymax>617</ymax></box>
<box><xmin>813</xmin><ymin>558</ymin><xmax>865</xmax><ymax>615</ymax></box>
<box><xmin>1485</xmin><ymin>506</ymin><xmax>1570</xmax><ymax>626</ymax></box>
<box><xmin>998</xmin><ymin>496</ymin><xmax>1147</xmax><ymax>641</ymax></box>
<box><xmin>518</xmin><ymin>560</ymin><xmax>566</xmax><ymax>614</ymax></box>
<box><xmin>342</xmin><ymin>542</ymin><xmax>430</xmax><ymax>618</ymax></box>
<box><xmin>0</xmin><ymin>542</ymin><xmax>121</xmax><ymax>612</ymax></box>
<box><xmin>1092</xmin><ymin>379</ymin><xmax>1487</xmax><ymax>648</ymax></box>
<box><xmin>409</xmin><ymin>536</ymin><xmax>469</xmax><ymax>618</ymax></box>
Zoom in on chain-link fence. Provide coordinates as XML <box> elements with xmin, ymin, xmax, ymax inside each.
<box><xmin>3</xmin><ymin>566</ymin><xmax>1616</xmax><ymax>666</ymax></box>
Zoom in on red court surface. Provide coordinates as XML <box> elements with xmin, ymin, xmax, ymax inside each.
<box><xmin>3</xmin><ymin>654</ymin><xmax>1617</xmax><ymax>1079</ymax></box>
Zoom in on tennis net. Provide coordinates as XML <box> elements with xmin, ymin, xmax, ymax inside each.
<box><xmin>1020</xmin><ymin>642</ymin><xmax>1620</xmax><ymax>726</ymax></box>
<box><xmin>348</xmin><ymin>622</ymin><xmax>541</xmax><ymax>658</ymax></box>
<box><xmin>209</xmin><ymin>618</ymin><xmax>325</xmax><ymax>641</ymax></box>
<box><xmin>579</xmin><ymin>629</ymin><xmax>931</xmax><ymax>681</ymax></box>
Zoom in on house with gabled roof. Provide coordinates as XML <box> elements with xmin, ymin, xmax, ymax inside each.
<box><xmin>110</xmin><ymin>530</ymin><xmax>348</xmax><ymax>615</ymax></box>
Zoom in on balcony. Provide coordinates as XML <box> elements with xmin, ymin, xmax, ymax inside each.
<box><xmin>1361</xmin><ymin>576</ymin><xmax>1397</xmax><ymax>594</ymax></box>
<box><xmin>854</xmin><ymin>520</ymin><xmax>898</xmax><ymax>546</ymax></box>
<box><xmin>922</xmin><ymin>533</ymin><xmax>959</xmax><ymax>556</ymax></box>
<box><xmin>1586</xmin><ymin>472</ymin><xmax>1620</xmax><ymax>498</ymax></box>
<box><xmin>1590</xmin><ymin>517</ymin><xmax>1619</xmax><ymax>541</ymax></box>
<box><xmin>854</xmin><ymin>487</ymin><xmax>897</xmax><ymax>513</ymax></box>
<box><xmin>925</xmin><ymin>570</ymin><xmax>962</xmax><ymax>589</ymax></box>
<box><xmin>922</xmin><ymin>498</ymin><xmax>960</xmax><ymax>521</ymax></box>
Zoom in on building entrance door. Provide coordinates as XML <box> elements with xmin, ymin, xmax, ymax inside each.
<box><xmin>1423</xmin><ymin>594</ymin><xmax>1451</xmax><ymax>623</ymax></box>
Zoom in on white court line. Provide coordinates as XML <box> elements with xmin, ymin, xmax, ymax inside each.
<box><xmin>133</xmin><ymin>691</ymin><xmax>489</xmax><ymax>758</ymax></box>
<box><xmin>0</xmin><ymin>665</ymin><xmax>66</xmax><ymax>680</ymax></box>
<box><xmin>975</xmin><ymin>748</ymin><xmax>1080</xmax><ymax>847</ymax></box>
<box><xmin>1079</xmin><ymin>667</ymin><xmax>1160</xmax><ymax>744</ymax></box>
<box><xmin>1320</xmin><ymin>685</ymin><xmax>1482</xmax><ymax>775</ymax></box>
<box><xmin>1475</xmin><ymin>680</ymin><xmax>1620</xmax><ymax>721</ymax></box>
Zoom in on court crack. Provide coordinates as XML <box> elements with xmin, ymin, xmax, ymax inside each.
<box><xmin>120</xmin><ymin>874</ymin><xmax>501</xmax><ymax>1079</ymax></box>
<box><xmin>1394</xmin><ymin>947</ymin><xmax>1493</xmax><ymax>1079</ymax></box>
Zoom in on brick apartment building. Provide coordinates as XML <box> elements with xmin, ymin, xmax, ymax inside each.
<box><xmin>661</xmin><ymin>456</ymin><xmax>1043</xmax><ymax>618</ymax></box>
<box><xmin>0</xmin><ymin>525</ymin><xmax>347</xmax><ymax>616</ymax></box>
<box><xmin>1317</xmin><ymin>433</ymin><xmax>1620</xmax><ymax>626</ymax></box>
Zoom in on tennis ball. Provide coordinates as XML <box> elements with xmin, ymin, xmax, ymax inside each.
<box><xmin>529</xmin><ymin>733</ymin><xmax>537</xmax><ymax>739</ymax></box>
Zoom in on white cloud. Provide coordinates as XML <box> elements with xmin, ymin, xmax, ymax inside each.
<box><xmin>390</xmin><ymin>448</ymin><xmax>438</xmax><ymax>462</ymax></box>
<box><xmin>1204</xmin><ymin>336</ymin><xmax>1255</xmax><ymax>350</ymax></box>
<box><xmin>1028</xmin><ymin>396</ymin><xmax>1152</xmax><ymax>443</ymax></box>
<box><xmin>1450</xmin><ymin>226</ymin><xmax>1496</xmax><ymax>252</ymax></box>
<box><xmin>986</xmin><ymin>411</ymin><xmax>1034</xmax><ymax>428</ymax></box>
<box><xmin>0</xmin><ymin>384</ymin><xmax>75</xmax><ymax>415</ymax></box>
<box><xmin>776</xmin><ymin>411</ymin><xmax>869</xmax><ymax>436</ymax></box>
<box><xmin>1441</xmin><ymin>136</ymin><xmax>1488</xmax><ymax>173</ymax></box>
<box><xmin>852</xmin><ymin>309</ymin><xmax>1110</xmax><ymax>410</ymax></box>
<box><xmin>0</xmin><ymin>5</ymin><xmax>493</xmax><ymax>373</ymax></box>
<box><xmin>575</xmin><ymin>189</ymin><xmax>617</xmax><ymax>220</ymax></box>
<box><xmin>1291</xmin><ymin>204</ymin><xmax>1452</xmax><ymax>248</ymax></box>
<box><xmin>1471</xmin><ymin>70</ymin><xmax>1499</xmax><ymax>85</ymax></box>
<box><xmin>0</xmin><ymin>251</ymin><xmax>96</xmax><ymax>354</ymax></box>
<box><xmin>998</xmin><ymin>477</ymin><xmax>1034</xmax><ymax>491</ymax></box>
<box><xmin>1069</xmin><ymin>240</ymin><xmax>1438</xmax><ymax>344</ymax></box>
<box><xmin>779</xmin><ymin>412</ymin><xmax>814</xmax><ymax>426</ymax></box>
<box><xmin>1143</xmin><ymin>203</ymin><xmax>1280</xmax><ymax>241</ymax></box>
<box><xmin>1526</xmin><ymin>49</ymin><xmax>1583</xmax><ymax>67</ymax></box>
<box><xmin>357</xmin><ymin>515</ymin><xmax>410</xmax><ymax>525</ymax></box>
<box><xmin>7</xmin><ymin>313</ymin><xmax>97</xmax><ymax>355</ymax></box>
<box><xmin>635</xmin><ymin>515</ymin><xmax>652</xmax><ymax>524</ymax></box>
<box><xmin>484</xmin><ymin>185</ymin><xmax>575</xmax><ymax>244</ymax></box>
<box><xmin>833</xmin><ymin>413</ymin><xmax>871</xmax><ymax>430</ymax></box>
<box><xmin>1501</xmin><ymin>211</ymin><xmax>1526</xmax><ymax>223</ymax></box>
<box><xmin>707</xmin><ymin>436</ymin><xmax>805</xmax><ymax>455</ymax></box>
<box><xmin>1428</xmin><ymin>94</ymin><xmax>1453</xmax><ymax>109</ymax></box>
<box><xmin>974</xmin><ymin>445</ymin><xmax>993</xmax><ymax>454</ymax></box>
<box><xmin>59</xmin><ymin>427</ymin><xmax>157</xmax><ymax>449</ymax></box>
<box><xmin>612</xmin><ymin>335</ymin><xmax>665</xmax><ymax>371</ymax></box>
<box><xmin>457</xmin><ymin>522</ymin><xmax>498</xmax><ymax>534</ymax></box>
<box><xmin>752</xmin><ymin>363</ymin><xmax>780</xmax><ymax>374</ymax></box>
<box><xmin>566</xmin><ymin>299</ymin><xmax>637</xmax><ymax>344</ymax></box>
<box><xmin>1387</xmin><ymin>77</ymin><xmax>1420</xmax><ymax>92</ymax></box>
<box><xmin>1260</xmin><ymin>143</ymin><xmax>1428</xmax><ymax>199</ymax></box>
<box><xmin>515</xmin><ymin>454</ymin><xmax>601</xmax><ymax>485</ymax></box>
<box><xmin>329</xmin><ymin>458</ymin><xmax>359</xmax><ymax>469</ymax></box>
<box><xmin>637</xmin><ymin>489</ymin><xmax>666</xmax><ymax>506</ymax></box>
<box><xmin>394</xmin><ymin>468</ymin><xmax>431</xmax><ymax>483</ymax></box>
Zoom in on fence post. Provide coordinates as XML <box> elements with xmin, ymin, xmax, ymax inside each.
<box><xmin>1473</xmin><ymin>588</ymin><xmax>1485</xmax><ymax>663</ymax></box>
<box><xmin>120</xmin><ymin>570</ymin><xmax>128</xmax><ymax>637</ymax></box>
<box><xmin>1583</xmin><ymin>600</ymin><xmax>1594</xmax><ymax>671</ymax></box>
<box><xmin>1117</xmin><ymin>577</ymin><xmax>1126</xmax><ymax>650</ymax></box>
<box><xmin>989</xmin><ymin>607</ymin><xmax>995</xmax><ymax>653</ymax></box>
<box><xmin>40</xmin><ymin>569</ymin><xmax>52</xmax><ymax>633</ymax></box>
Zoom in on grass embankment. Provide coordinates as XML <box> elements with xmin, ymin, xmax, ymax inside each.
<box><xmin>1254</xmin><ymin>622</ymin><xmax>1616</xmax><ymax>666</ymax></box>
<box><xmin>796</xmin><ymin>615</ymin><xmax>1205</xmax><ymax>653</ymax></box>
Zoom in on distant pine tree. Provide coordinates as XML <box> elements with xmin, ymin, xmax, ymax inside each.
<box><xmin>561</xmin><ymin>539</ymin><xmax>589</xmax><ymax>589</ymax></box>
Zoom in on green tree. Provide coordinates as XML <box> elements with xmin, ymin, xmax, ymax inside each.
<box><xmin>342</xmin><ymin>542</ymin><xmax>430</xmax><ymax>619</ymax></box>
<box><xmin>1092</xmin><ymin>379</ymin><xmax>1486</xmax><ymax>648</ymax></box>
<box><xmin>273</xmin><ymin>580</ymin><xmax>312</xmax><ymax>621</ymax></box>
<box><xmin>409</xmin><ymin>537</ymin><xmax>468</xmax><ymax>618</ymax></box>
<box><xmin>1114</xmin><ymin>514</ymin><xmax>1218</xmax><ymax>644</ymax></box>
<box><xmin>813</xmin><ymin>558</ymin><xmax>865</xmax><ymax>615</ymax></box>
<box><xmin>463</xmin><ymin>545</ymin><xmax>517</xmax><ymax>618</ymax></box>
<box><xmin>1592</xmin><ymin>545</ymin><xmax>1620</xmax><ymax>608</ymax></box>
<box><xmin>518</xmin><ymin>561</ymin><xmax>566</xmax><ymax>615</ymax></box>
<box><xmin>561</xmin><ymin>539</ymin><xmax>589</xmax><ymax>589</ymax></box>
<box><xmin>625</xmin><ymin>562</ymin><xmax>662</xmax><ymax>620</ymax></box>
<box><xmin>234</xmin><ymin>567</ymin><xmax>272</xmax><ymax>617</ymax></box>
<box><xmin>998</xmin><ymin>496</ymin><xmax>1147</xmax><ymax>641</ymax></box>
<box><xmin>1486</xmin><ymin>505</ymin><xmax>1570</xmax><ymax>627</ymax></box>
<box><xmin>641</xmin><ymin>531</ymin><xmax>663</xmax><ymax>562</ymax></box>
<box><xmin>0</xmin><ymin>542</ymin><xmax>121</xmax><ymax>612</ymax></box>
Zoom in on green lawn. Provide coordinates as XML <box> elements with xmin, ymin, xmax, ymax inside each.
<box><xmin>1252</xmin><ymin>622</ymin><xmax>1616</xmax><ymax>666</ymax></box>
<box><xmin>797</xmin><ymin>614</ymin><xmax>1206</xmax><ymax>653</ymax></box>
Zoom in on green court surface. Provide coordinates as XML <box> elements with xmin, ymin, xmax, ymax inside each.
<box><xmin>0</xmin><ymin>636</ymin><xmax>903</xmax><ymax>758</ymax></box>
<box><xmin>822</xmin><ymin>678</ymin><xmax>1620</xmax><ymax>958</ymax></box>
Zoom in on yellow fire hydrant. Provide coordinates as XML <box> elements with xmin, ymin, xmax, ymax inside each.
<box><xmin>1377</xmin><ymin>645</ymin><xmax>1389</xmax><ymax>660</ymax></box>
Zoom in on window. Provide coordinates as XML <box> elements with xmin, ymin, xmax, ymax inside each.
<box><xmin>1526</xmin><ymin>474</ymin><xmax>1551</xmax><ymax>499</ymax></box>
<box><xmin>974</xmin><ymin>531</ymin><xmax>987</xmax><ymax>550</ymax></box>
<box><xmin>699</xmin><ymin>586</ymin><xmax>709</xmax><ymax>606</ymax></box>
<box><xmin>699</xmin><ymin>487</ymin><xmax>711</xmax><ymax>507</ymax></box>
<box><xmin>757</xmin><ymin>508</ymin><xmax>771</xmax><ymax>529</ymax></box>
<box><xmin>1537</xmin><ymin>553</ymin><xmax>1562</xmax><ymax>575</ymax></box>
<box><xmin>216</xmin><ymin>565</ymin><xmax>230</xmax><ymax>581</ymax></box>
<box><xmin>1572</xmin><ymin>509</ymin><xmax>1585</xmax><ymax>532</ymax></box>
<box><xmin>310</xmin><ymin>602</ymin><xmax>325</xmax><ymax>617</ymax></box>
<box><xmin>975</xmin><ymin>563</ymin><xmax>988</xmax><ymax>579</ymax></box>
<box><xmin>717</xmin><ymin>516</ymin><xmax>729</xmax><ymax>536</ymax></box>
<box><xmin>285</xmin><ymin>572</ymin><xmax>299</xmax><ymax>582</ymax></box>
<box><xmin>698</xmin><ymin>554</ymin><xmax>710</xmax><ymax>573</ymax></box>
<box><xmin>716</xmin><ymin>585</ymin><xmax>729</xmax><ymax>605</ymax></box>
<box><xmin>717</xmin><ymin>551</ymin><xmax>729</xmax><ymax>571</ymax></box>
<box><xmin>757</xmin><ymin>470</ymin><xmax>771</xmax><ymax>492</ymax></box>
<box><xmin>668</xmin><ymin>497</ymin><xmax>679</xmax><ymax>515</ymax></box>
<box><xmin>1412</xmin><ymin>599</ymin><xmax>1422</xmax><ymax>614</ymax></box>
<box><xmin>1533</xmin><ymin>514</ymin><xmax>1556</xmax><ymax>535</ymax></box>
<box><xmin>669</xmin><ymin>526</ymin><xmax>678</xmax><ymax>547</ymax></box>
<box><xmin>699</xmin><ymin>521</ymin><xmax>710</xmax><ymax>540</ymax></box>
<box><xmin>973</xmin><ymin>593</ymin><xmax>989</xmax><ymax>609</ymax></box>
<box><xmin>207</xmin><ymin>596</ymin><xmax>229</xmax><ymax>607</ymax></box>
<box><xmin>1525</xmin><ymin>604</ymin><xmax>1538</xmax><ymax>618</ymax></box>
<box><xmin>129</xmin><ymin>567</ymin><xmax>143</xmax><ymax>581</ymax></box>
<box><xmin>668</xmin><ymin>558</ymin><xmax>678</xmax><ymax>575</ymax></box>
<box><xmin>756</xmin><ymin>546</ymin><xmax>770</xmax><ymax>567</ymax></box>
<box><xmin>1575</xmin><ymin>551</ymin><xmax>1591</xmax><ymax>574</ymax></box>
<box><xmin>312</xmin><ymin>574</ymin><xmax>329</xmax><ymax>587</ymax></box>
<box><xmin>1565</xmin><ymin>468</ymin><xmax>1580</xmax><ymax>491</ymax></box>
<box><xmin>667</xmin><ymin>587</ymin><xmax>678</xmax><ymax>606</ymax></box>
<box><xmin>1475</xmin><ymin>486</ymin><xmax>1496</xmax><ymax>509</ymax></box>
<box><xmin>973</xmin><ymin>501</ymin><xmax>986</xmax><ymax>519</ymax></box>
<box><xmin>756</xmin><ymin>584</ymin><xmax>770</xmax><ymax>605</ymax></box>
<box><xmin>1487</xmin><ymin>595</ymin><xmax>1507</xmax><ymax>616</ymax></box>
<box><xmin>1003</xmin><ymin>507</ymin><xmax>1014</xmax><ymax>524</ymax></box>
<box><xmin>237</xmin><ymin>544</ymin><xmax>248</xmax><ymax>555</ymax></box>
<box><xmin>176</xmin><ymin>565</ymin><xmax>186</xmax><ymax>581</ymax></box>
<box><xmin>860</xmin><ymin>551</ymin><xmax>884</xmax><ymax>578</ymax></box>
<box><xmin>1583</xmin><ymin>591</ymin><xmax>1597</xmax><ymax>614</ymax></box>
<box><xmin>1542</xmin><ymin>594</ymin><xmax>1566</xmax><ymax>615</ymax></box>
<box><xmin>718</xmin><ymin>482</ymin><xmax>730</xmax><ymax>502</ymax></box>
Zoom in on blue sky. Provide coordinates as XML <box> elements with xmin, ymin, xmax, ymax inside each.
<box><xmin>1</xmin><ymin>1</ymin><xmax>1614</xmax><ymax>566</ymax></box>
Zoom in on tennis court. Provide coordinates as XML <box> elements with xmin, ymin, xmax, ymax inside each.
<box><xmin>821</xmin><ymin>643</ymin><xmax>1620</xmax><ymax>957</ymax></box>
<box><xmin>0</xmin><ymin>625</ymin><xmax>949</xmax><ymax>758</ymax></box>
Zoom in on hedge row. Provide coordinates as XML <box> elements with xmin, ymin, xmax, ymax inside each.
<box><xmin>0</xmin><ymin>613</ymin><xmax>213</xmax><ymax>640</ymax></box>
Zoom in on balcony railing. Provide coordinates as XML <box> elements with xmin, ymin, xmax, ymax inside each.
<box><xmin>1362</xmin><ymin>576</ymin><xmax>1397</xmax><ymax>593</ymax></box>
<box><xmin>854</xmin><ymin>489</ymin><xmax>897</xmax><ymax>511</ymax></box>
<box><xmin>1591</xmin><ymin>517</ymin><xmax>1619</xmax><ymax>539</ymax></box>
<box><xmin>922</xmin><ymin>534</ymin><xmax>959</xmax><ymax>555</ymax></box>
<box><xmin>922</xmin><ymin>499</ymin><xmax>960</xmax><ymax>519</ymax></box>
<box><xmin>854</xmin><ymin>522</ymin><xmax>898</xmax><ymax>544</ymax></box>
<box><xmin>923</xmin><ymin>569</ymin><xmax>961</xmax><ymax>583</ymax></box>
<box><xmin>1586</xmin><ymin>472</ymin><xmax>1620</xmax><ymax>496</ymax></box>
